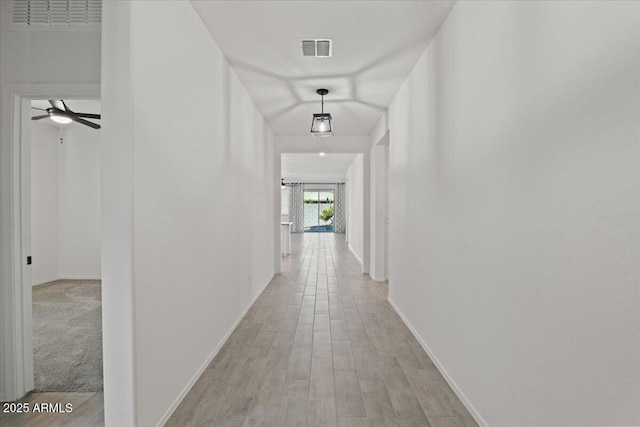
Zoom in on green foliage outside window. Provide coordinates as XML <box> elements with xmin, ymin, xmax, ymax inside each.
<box><xmin>319</xmin><ymin>204</ymin><xmax>334</xmax><ymax>225</ymax></box>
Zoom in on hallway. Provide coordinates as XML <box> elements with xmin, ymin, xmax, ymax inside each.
<box><xmin>167</xmin><ymin>233</ymin><xmax>477</xmax><ymax>426</ymax></box>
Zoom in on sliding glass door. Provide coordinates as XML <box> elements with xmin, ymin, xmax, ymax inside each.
<box><xmin>303</xmin><ymin>190</ymin><xmax>334</xmax><ymax>232</ymax></box>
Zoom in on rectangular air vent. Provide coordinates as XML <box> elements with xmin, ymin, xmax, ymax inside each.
<box><xmin>302</xmin><ymin>40</ymin><xmax>316</xmax><ymax>56</ymax></box>
<box><xmin>11</xmin><ymin>0</ymin><xmax>101</xmax><ymax>31</ymax></box>
<box><xmin>300</xmin><ymin>39</ymin><xmax>332</xmax><ymax>57</ymax></box>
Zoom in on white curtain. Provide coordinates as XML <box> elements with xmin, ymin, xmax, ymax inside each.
<box><xmin>289</xmin><ymin>184</ymin><xmax>304</xmax><ymax>232</ymax></box>
<box><xmin>334</xmin><ymin>183</ymin><xmax>346</xmax><ymax>233</ymax></box>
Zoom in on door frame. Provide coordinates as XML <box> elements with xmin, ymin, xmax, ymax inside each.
<box><xmin>370</xmin><ymin>131</ymin><xmax>389</xmax><ymax>281</ymax></box>
<box><xmin>0</xmin><ymin>83</ymin><xmax>100</xmax><ymax>402</ymax></box>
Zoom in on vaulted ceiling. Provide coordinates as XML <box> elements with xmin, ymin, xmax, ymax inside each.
<box><xmin>191</xmin><ymin>0</ymin><xmax>455</xmax><ymax>136</ymax></box>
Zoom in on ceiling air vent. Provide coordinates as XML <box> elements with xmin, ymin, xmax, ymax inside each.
<box><xmin>300</xmin><ymin>39</ymin><xmax>332</xmax><ymax>58</ymax></box>
<box><xmin>10</xmin><ymin>0</ymin><xmax>102</xmax><ymax>31</ymax></box>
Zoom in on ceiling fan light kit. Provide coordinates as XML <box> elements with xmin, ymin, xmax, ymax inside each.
<box><xmin>311</xmin><ymin>88</ymin><xmax>334</xmax><ymax>137</ymax></box>
<box><xmin>49</xmin><ymin>111</ymin><xmax>73</xmax><ymax>124</ymax></box>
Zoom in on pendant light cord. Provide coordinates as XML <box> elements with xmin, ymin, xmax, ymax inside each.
<box><xmin>321</xmin><ymin>94</ymin><xmax>324</xmax><ymax>114</ymax></box>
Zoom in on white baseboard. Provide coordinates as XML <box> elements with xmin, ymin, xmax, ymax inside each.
<box><xmin>348</xmin><ymin>244</ymin><xmax>363</xmax><ymax>267</ymax></box>
<box><xmin>154</xmin><ymin>273</ymin><xmax>274</xmax><ymax>427</ymax></box>
<box><xmin>387</xmin><ymin>297</ymin><xmax>489</xmax><ymax>427</ymax></box>
<box><xmin>31</xmin><ymin>277</ymin><xmax>59</xmax><ymax>287</ymax></box>
<box><xmin>61</xmin><ymin>276</ymin><xmax>101</xmax><ymax>281</ymax></box>
<box><xmin>369</xmin><ymin>275</ymin><xmax>387</xmax><ymax>282</ymax></box>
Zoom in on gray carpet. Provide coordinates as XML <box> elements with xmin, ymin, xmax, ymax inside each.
<box><xmin>32</xmin><ymin>280</ymin><xmax>103</xmax><ymax>392</ymax></box>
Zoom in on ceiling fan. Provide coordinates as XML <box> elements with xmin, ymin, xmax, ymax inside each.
<box><xmin>31</xmin><ymin>100</ymin><xmax>101</xmax><ymax>129</ymax></box>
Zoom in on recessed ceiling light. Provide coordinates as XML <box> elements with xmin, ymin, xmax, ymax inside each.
<box><xmin>319</xmin><ymin>152</ymin><xmax>326</xmax><ymax>156</ymax></box>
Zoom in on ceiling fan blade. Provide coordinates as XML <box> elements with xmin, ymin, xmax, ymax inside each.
<box><xmin>61</xmin><ymin>100</ymin><xmax>73</xmax><ymax>113</ymax></box>
<box><xmin>31</xmin><ymin>107</ymin><xmax>47</xmax><ymax>111</ymax></box>
<box><xmin>31</xmin><ymin>115</ymin><xmax>49</xmax><ymax>120</ymax></box>
<box><xmin>74</xmin><ymin>113</ymin><xmax>101</xmax><ymax>120</ymax></box>
<box><xmin>73</xmin><ymin>116</ymin><xmax>101</xmax><ymax>129</ymax></box>
<box><xmin>49</xmin><ymin>100</ymin><xmax>65</xmax><ymax>110</ymax></box>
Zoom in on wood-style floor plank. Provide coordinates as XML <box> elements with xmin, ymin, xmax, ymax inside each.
<box><xmin>334</xmin><ymin>369</ymin><xmax>366</xmax><ymax>418</ymax></box>
<box><xmin>309</xmin><ymin>358</ymin><xmax>335</xmax><ymax>398</ymax></box>
<box><xmin>307</xmin><ymin>398</ymin><xmax>338</xmax><ymax>427</ymax></box>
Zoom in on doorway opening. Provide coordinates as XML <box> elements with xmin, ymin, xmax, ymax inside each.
<box><xmin>304</xmin><ymin>190</ymin><xmax>334</xmax><ymax>232</ymax></box>
<box><xmin>280</xmin><ymin>152</ymin><xmax>355</xmax><ymax>238</ymax></box>
<box><xmin>1</xmin><ymin>84</ymin><xmax>104</xmax><ymax>423</ymax></box>
<box><xmin>30</xmin><ymin>99</ymin><xmax>103</xmax><ymax>393</ymax></box>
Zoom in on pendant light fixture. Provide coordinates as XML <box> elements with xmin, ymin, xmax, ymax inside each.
<box><xmin>310</xmin><ymin>88</ymin><xmax>333</xmax><ymax>137</ymax></box>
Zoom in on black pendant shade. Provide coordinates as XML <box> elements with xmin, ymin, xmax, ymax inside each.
<box><xmin>311</xmin><ymin>89</ymin><xmax>334</xmax><ymax>137</ymax></box>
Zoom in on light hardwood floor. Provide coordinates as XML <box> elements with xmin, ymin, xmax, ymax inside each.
<box><xmin>166</xmin><ymin>233</ymin><xmax>478</xmax><ymax>427</ymax></box>
<box><xmin>0</xmin><ymin>392</ymin><xmax>104</xmax><ymax>426</ymax></box>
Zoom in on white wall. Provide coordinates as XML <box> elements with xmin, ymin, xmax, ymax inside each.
<box><xmin>0</xmin><ymin>2</ymin><xmax>101</xmax><ymax>85</ymax></box>
<box><xmin>101</xmin><ymin>2</ymin><xmax>136</xmax><ymax>423</ymax></box>
<box><xmin>31</xmin><ymin>123</ymin><xmax>60</xmax><ymax>285</ymax></box>
<box><xmin>276</xmin><ymin>134</ymin><xmax>369</xmax><ymax>154</ymax></box>
<box><xmin>378</xmin><ymin>1</ymin><xmax>640</xmax><ymax>426</ymax></box>
<box><xmin>369</xmin><ymin>136</ymin><xmax>388</xmax><ymax>281</ymax></box>
<box><xmin>30</xmin><ymin>124</ymin><xmax>101</xmax><ymax>285</ymax></box>
<box><xmin>58</xmin><ymin>128</ymin><xmax>101</xmax><ymax>279</ymax></box>
<box><xmin>281</xmin><ymin>187</ymin><xmax>290</xmax><ymax>222</ymax></box>
<box><xmin>346</xmin><ymin>154</ymin><xmax>364</xmax><ymax>266</ymax></box>
<box><xmin>102</xmin><ymin>2</ymin><xmax>275</xmax><ymax>426</ymax></box>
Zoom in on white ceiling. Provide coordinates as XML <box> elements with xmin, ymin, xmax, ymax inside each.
<box><xmin>31</xmin><ymin>99</ymin><xmax>101</xmax><ymax>130</ymax></box>
<box><xmin>282</xmin><ymin>153</ymin><xmax>358</xmax><ymax>183</ymax></box>
<box><xmin>191</xmin><ymin>0</ymin><xmax>455</xmax><ymax>136</ymax></box>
